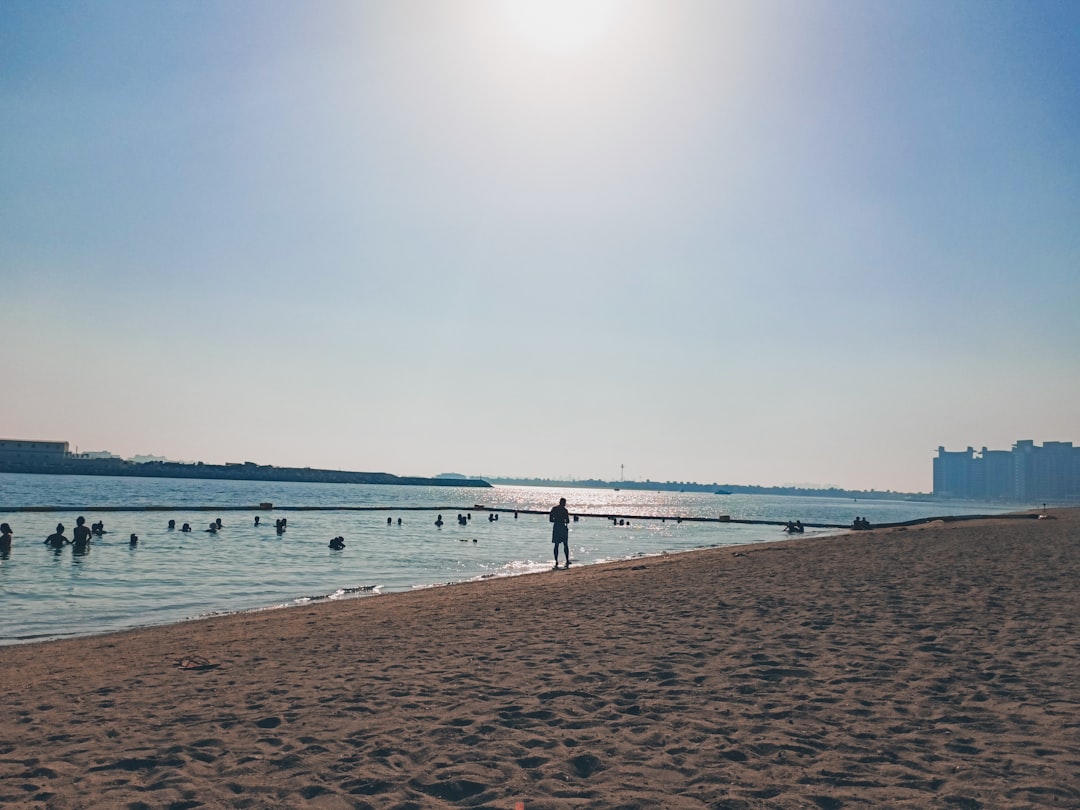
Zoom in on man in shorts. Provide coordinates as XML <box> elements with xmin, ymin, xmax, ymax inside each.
<box><xmin>549</xmin><ymin>497</ymin><xmax>570</xmax><ymax>569</ymax></box>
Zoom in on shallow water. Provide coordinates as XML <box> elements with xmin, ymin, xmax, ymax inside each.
<box><xmin>0</xmin><ymin>473</ymin><xmax>1012</xmax><ymax>644</ymax></box>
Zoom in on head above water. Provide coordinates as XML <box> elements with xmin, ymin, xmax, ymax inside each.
<box><xmin>1</xmin><ymin>523</ymin><xmax>11</xmax><ymax>534</ymax></box>
<box><xmin>77</xmin><ymin>516</ymin><xmax>86</xmax><ymax>525</ymax></box>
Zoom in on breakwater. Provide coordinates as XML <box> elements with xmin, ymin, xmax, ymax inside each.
<box><xmin>0</xmin><ymin>458</ymin><xmax>490</xmax><ymax>488</ymax></box>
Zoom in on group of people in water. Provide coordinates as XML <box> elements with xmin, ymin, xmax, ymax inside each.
<box><xmin>434</xmin><ymin>511</ymin><xmax>519</xmax><ymax>528</ymax></box>
<box><xmin>2</xmin><ymin>500</ymin><xmax>764</xmax><ymax>567</ymax></box>
<box><xmin>784</xmin><ymin>520</ymin><xmax>805</xmax><ymax>533</ymax></box>
<box><xmin>38</xmin><ymin>516</ymin><xmax>141</xmax><ymax>551</ymax></box>
<box><xmin>851</xmin><ymin>516</ymin><xmax>872</xmax><ymax>530</ymax></box>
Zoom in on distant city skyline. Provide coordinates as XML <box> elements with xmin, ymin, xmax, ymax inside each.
<box><xmin>4</xmin><ymin>2</ymin><xmax>1078</xmax><ymax>493</ymax></box>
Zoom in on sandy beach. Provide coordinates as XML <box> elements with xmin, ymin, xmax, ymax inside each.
<box><xmin>1</xmin><ymin>510</ymin><xmax>1077</xmax><ymax>809</ymax></box>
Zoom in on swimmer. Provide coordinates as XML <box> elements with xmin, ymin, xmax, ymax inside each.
<box><xmin>72</xmin><ymin>516</ymin><xmax>92</xmax><ymax>550</ymax></box>
<box><xmin>254</xmin><ymin>516</ymin><xmax>260</xmax><ymax>526</ymax></box>
<box><xmin>435</xmin><ymin>514</ymin><xmax>444</xmax><ymax>527</ymax></box>
<box><xmin>206</xmin><ymin>522</ymin><xmax>217</xmax><ymax>534</ymax></box>
<box><xmin>181</xmin><ymin>522</ymin><xmax>192</xmax><ymax>532</ymax></box>
<box><xmin>168</xmin><ymin>519</ymin><xmax>176</xmax><ymax>530</ymax></box>
<box><xmin>216</xmin><ymin>518</ymin><xmax>223</xmax><ymax>529</ymax></box>
<box><xmin>129</xmin><ymin>533</ymin><xmax>138</xmax><ymax>546</ymax></box>
<box><xmin>329</xmin><ymin>536</ymin><xmax>345</xmax><ymax>550</ymax></box>
<box><xmin>44</xmin><ymin>523</ymin><xmax>69</xmax><ymax>548</ymax></box>
<box><xmin>1</xmin><ymin>522</ymin><xmax>13</xmax><ymax>553</ymax></box>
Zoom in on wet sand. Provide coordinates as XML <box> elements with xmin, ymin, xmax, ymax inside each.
<box><xmin>1</xmin><ymin>509</ymin><xmax>1078</xmax><ymax>809</ymax></box>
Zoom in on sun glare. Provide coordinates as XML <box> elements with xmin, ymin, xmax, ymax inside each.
<box><xmin>499</xmin><ymin>0</ymin><xmax>621</xmax><ymax>55</ymax></box>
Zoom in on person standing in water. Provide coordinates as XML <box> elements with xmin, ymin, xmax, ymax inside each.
<box><xmin>549</xmin><ymin>497</ymin><xmax>570</xmax><ymax>569</ymax></box>
<box><xmin>72</xmin><ymin>516</ymin><xmax>93</xmax><ymax>551</ymax></box>
<box><xmin>45</xmin><ymin>523</ymin><xmax>69</xmax><ymax>548</ymax></box>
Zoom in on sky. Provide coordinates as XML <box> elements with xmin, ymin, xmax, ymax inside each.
<box><xmin>2</xmin><ymin>1</ymin><xmax>1078</xmax><ymax>492</ymax></box>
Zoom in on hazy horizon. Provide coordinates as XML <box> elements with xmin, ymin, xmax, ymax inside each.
<box><xmin>4</xmin><ymin>1</ymin><xmax>1078</xmax><ymax>493</ymax></box>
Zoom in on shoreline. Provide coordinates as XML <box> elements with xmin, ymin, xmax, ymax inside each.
<box><xmin>0</xmin><ymin>510</ymin><xmax>1043</xmax><ymax>649</ymax></box>
<box><xmin>2</xmin><ymin>509</ymin><xmax>1077</xmax><ymax>807</ymax></box>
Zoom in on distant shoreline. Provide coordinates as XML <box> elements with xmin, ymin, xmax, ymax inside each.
<box><xmin>0</xmin><ymin>460</ymin><xmax>491</xmax><ymax>488</ymax></box>
<box><xmin>487</xmin><ymin>476</ymin><xmax>937</xmax><ymax>501</ymax></box>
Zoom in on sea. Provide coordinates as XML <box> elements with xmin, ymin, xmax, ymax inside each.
<box><xmin>0</xmin><ymin>472</ymin><xmax>1015</xmax><ymax>646</ymax></box>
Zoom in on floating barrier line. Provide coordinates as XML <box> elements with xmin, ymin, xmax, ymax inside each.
<box><xmin>0</xmin><ymin>504</ymin><xmax>1031</xmax><ymax>530</ymax></box>
<box><xmin>0</xmin><ymin>503</ymin><xmax>845</xmax><ymax>528</ymax></box>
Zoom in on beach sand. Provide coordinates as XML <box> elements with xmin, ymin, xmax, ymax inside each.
<box><xmin>1</xmin><ymin>510</ymin><xmax>1078</xmax><ymax>809</ymax></box>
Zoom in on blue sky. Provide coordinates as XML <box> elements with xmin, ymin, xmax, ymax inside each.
<box><xmin>2</xmin><ymin>0</ymin><xmax>1078</xmax><ymax>492</ymax></box>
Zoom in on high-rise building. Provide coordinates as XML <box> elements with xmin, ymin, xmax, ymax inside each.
<box><xmin>933</xmin><ymin>440</ymin><xmax>1080</xmax><ymax>502</ymax></box>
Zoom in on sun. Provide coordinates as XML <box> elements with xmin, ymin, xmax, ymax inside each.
<box><xmin>499</xmin><ymin>0</ymin><xmax>621</xmax><ymax>56</ymax></box>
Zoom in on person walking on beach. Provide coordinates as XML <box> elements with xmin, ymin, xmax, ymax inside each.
<box><xmin>550</xmin><ymin>497</ymin><xmax>570</xmax><ymax>569</ymax></box>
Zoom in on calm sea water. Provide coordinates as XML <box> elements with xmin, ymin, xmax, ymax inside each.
<box><xmin>0</xmin><ymin>473</ymin><xmax>1012</xmax><ymax>645</ymax></box>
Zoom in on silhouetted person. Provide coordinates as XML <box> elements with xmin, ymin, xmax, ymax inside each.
<box><xmin>129</xmin><ymin>533</ymin><xmax>138</xmax><ymax>546</ymax></box>
<box><xmin>795</xmin><ymin>520</ymin><xmax>804</xmax><ymax>533</ymax></box>
<box><xmin>216</xmin><ymin>518</ymin><xmax>223</xmax><ymax>529</ymax></box>
<box><xmin>397</xmin><ymin>518</ymin><xmax>402</xmax><ymax>526</ymax></box>
<box><xmin>181</xmin><ymin>522</ymin><xmax>192</xmax><ymax>532</ymax></box>
<box><xmin>91</xmin><ymin>521</ymin><xmax>105</xmax><ymax>536</ymax></box>
<box><xmin>206</xmin><ymin>522</ymin><xmax>217</xmax><ymax>534</ymax></box>
<box><xmin>329</xmin><ymin>536</ymin><xmax>345</xmax><ymax>550</ymax></box>
<box><xmin>550</xmin><ymin>497</ymin><xmax>570</xmax><ymax>568</ymax></box>
<box><xmin>435</xmin><ymin>514</ymin><xmax>444</xmax><ymax>527</ymax></box>
<box><xmin>387</xmin><ymin>517</ymin><xmax>393</xmax><ymax>525</ymax></box>
<box><xmin>72</xmin><ymin>516</ymin><xmax>92</xmax><ymax>550</ymax></box>
<box><xmin>168</xmin><ymin>519</ymin><xmax>176</xmax><ymax>530</ymax></box>
<box><xmin>71</xmin><ymin>516</ymin><xmax>91</xmax><ymax>557</ymax></box>
<box><xmin>254</xmin><ymin>516</ymin><xmax>260</xmax><ymax>526</ymax></box>
<box><xmin>45</xmin><ymin>523</ymin><xmax>69</xmax><ymax>548</ymax></box>
<box><xmin>0</xmin><ymin>522</ymin><xmax>12</xmax><ymax>554</ymax></box>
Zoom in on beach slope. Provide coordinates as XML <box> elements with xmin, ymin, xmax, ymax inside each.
<box><xmin>2</xmin><ymin>510</ymin><xmax>1078</xmax><ymax>808</ymax></box>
